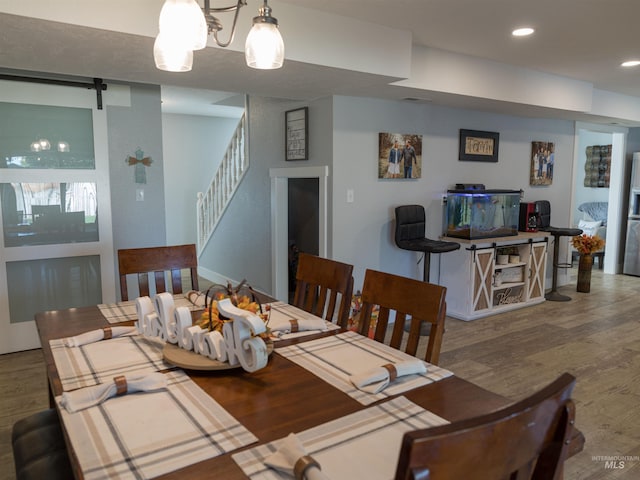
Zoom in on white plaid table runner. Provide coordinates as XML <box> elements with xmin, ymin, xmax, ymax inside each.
<box><xmin>58</xmin><ymin>370</ymin><xmax>258</xmax><ymax>480</ymax></box>
<box><xmin>275</xmin><ymin>331</ymin><xmax>453</xmax><ymax>405</ymax></box>
<box><xmin>50</xmin><ymin>334</ymin><xmax>170</xmax><ymax>391</ymax></box>
<box><xmin>98</xmin><ymin>295</ymin><xmax>202</xmax><ymax>324</ymax></box>
<box><xmin>266</xmin><ymin>302</ymin><xmax>340</xmax><ymax>341</ymax></box>
<box><xmin>232</xmin><ymin>395</ymin><xmax>448</xmax><ymax>479</ymax></box>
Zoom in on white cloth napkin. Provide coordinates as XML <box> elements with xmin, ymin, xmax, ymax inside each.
<box><xmin>268</xmin><ymin>316</ymin><xmax>327</xmax><ymax>337</ymax></box>
<box><xmin>349</xmin><ymin>360</ymin><xmax>427</xmax><ymax>394</ymax></box>
<box><xmin>264</xmin><ymin>433</ymin><xmax>330</xmax><ymax>480</ymax></box>
<box><xmin>60</xmin><ymin>372</ymin><xmax>167</xmax><ymax>413</ymax></box>
<box><xmin>63</xmin><ymin>326</ymin><xmax>137</xmax><ymax>347</ymax></box>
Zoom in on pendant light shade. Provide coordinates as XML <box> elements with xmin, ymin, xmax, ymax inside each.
<box><xmin>154</xmin><ymin>0</ymin><xmax>285</xmax><ymax>71</ymax></box>
<box><xmin>245</xmin><ymin>20</ymin><xmax>284</xmax><ymax>69</ymax></box>
<box><xmin>154</xmin><ymin>33</ymin><xmax>194</xmax><ymax>72</ymax></box>
<box><xmin>158</xmin><ymin>0</ymin><xmax>208</xmax><ymax>51</ymax></box>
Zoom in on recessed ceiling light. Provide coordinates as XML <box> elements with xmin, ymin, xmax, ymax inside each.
<box><xmin>512</xmin><ymin>27</ymin><xmax>535</xmax><ymax>37</ymax></box>
<box><xmin>621</xmin><ymin>60</ymin><xmax>640</xmax><ymax>67</ymax></box>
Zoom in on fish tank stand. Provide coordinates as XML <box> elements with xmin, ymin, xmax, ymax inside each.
<box><xmin>439</xmin><ymin>232</ymin><xmax>549</xmax><ymax>321</ymax></box>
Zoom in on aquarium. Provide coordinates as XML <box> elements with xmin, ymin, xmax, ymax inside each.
<box><xmin>445</xmin><ymin>189</ymin><xmax>520</xmax><ymax>239</ymax></box>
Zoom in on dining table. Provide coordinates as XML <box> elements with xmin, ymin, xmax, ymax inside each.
<box><xmin>35</xmin><ymin>296</ymin><xmax>584</xmax><ymax>479</ymax></box>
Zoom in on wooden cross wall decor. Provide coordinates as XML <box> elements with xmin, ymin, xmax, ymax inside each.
<box><xmin>126</xmin><ymin>147</ymin><xmax>152</xmax><ymax>184</ymax></box>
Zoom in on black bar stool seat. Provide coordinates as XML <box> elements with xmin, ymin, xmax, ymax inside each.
<box><xmin>395</xmin><ymin>205</ymin><xmax>460</xmax><ymax>283</ymax></box>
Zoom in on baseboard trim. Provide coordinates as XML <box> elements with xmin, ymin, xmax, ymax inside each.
<box><xmin>197</xmin><ymin>266</ymin><xmax>237</xmax><ymax>286</ymax></box>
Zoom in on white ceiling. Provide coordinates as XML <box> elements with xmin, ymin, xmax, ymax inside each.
<box><xmin>1</xmin><ymin>0</ymin><xmax>639</xmax><ymax>123</ymax></box>
<box><xmin>285</xmin><ymin>0</ymin><xmax>640</xmax><ymax>98</ymax></box>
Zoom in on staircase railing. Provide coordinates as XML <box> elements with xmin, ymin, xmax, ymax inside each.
<box><xmin>196</xmin><ymin>113</ymin><xmax>248</xmax><ymax>256</ymax></box>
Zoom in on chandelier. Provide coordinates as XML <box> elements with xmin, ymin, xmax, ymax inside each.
<box><xmin>154</xmin><ymin>0</ymin><xmax>285</xmax><ymax>72</ymax></box>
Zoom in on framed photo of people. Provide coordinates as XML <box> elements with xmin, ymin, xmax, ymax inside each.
<box><xmin>378</xmin><ymin>133</ymin><xmax>423</xmax><ymax>179</ymax></box>
<box><xmin>530</xmin><ymin>141</ymin><xmax>555</xmax><ymax>186</ymax></box>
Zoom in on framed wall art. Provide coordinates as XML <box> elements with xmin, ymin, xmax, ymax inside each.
<box><xmin>459</xmin><ymin>129</ymin><xmax>499</xmax><ymax>162</ymax></box>
<box><xmin>378</xmin><ymin>132</ymin><xmax>423</xmax><ymax>179</ymax></box>
<box><xmin>285</xmin><ymin>107</ymin><xmax>308</xmax><ymax>161</ymax></box>
<box><xmin>530</xmin><ymin>141</ymin><xmax>555</xmax><ymax>186</ymax></box>
<box><xmin>584</xmin><ymin>144</ymin><xmax>611</xmax><ymax>187</ymax></box>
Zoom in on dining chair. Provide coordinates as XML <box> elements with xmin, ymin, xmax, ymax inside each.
<box><xmin>12</xmin><ymin>408</ymin><xmax>74</xmax><ymax>480</ymax></box>
<box><xmin>292</xmin><ymin>253</ymin><xmax>354</xmax><ymax>329</ymax></box>
<box><xmin>117</xmin><ymin>244</ymin><xmax>199</xmax><ymax>301</ymax></box>
<box><xmin>394</xmin><ymin>372</ymin><xmax>576</xmax><ymax>480</ymax></box>
<box><xmin>358</xmin><ymin>269</ymin><xmax>446</xmax><ymax>365</ymax></box>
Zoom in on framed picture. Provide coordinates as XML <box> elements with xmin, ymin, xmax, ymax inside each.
<box><xmin>378</xmin><ymin>133</ymin><xmax>423</xmax><ymax>179</ymax></box>
<box><xmin>584</xmin><ymin>144</ymin><xmax>611</xmax><ymax>188</ymax></box>
<box><xmin>530</xmin><ymin>141</ymin><xmax>555</xmax><ymax>186</ymax></box>
<box><xmin>285</xmin><ymin>107</ymin><xmax>308</xmax><ymax>161</ymax></box>
<box><xmin>459</xmin><ymin>129</ymin><xmax>499</xmax><ymax>162</ymax></box>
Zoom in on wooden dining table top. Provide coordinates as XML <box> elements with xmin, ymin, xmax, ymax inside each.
<box><xmin>35</xmin><ymin>304</ymin><xmax>584</xmax><ymax>479</ymax></box>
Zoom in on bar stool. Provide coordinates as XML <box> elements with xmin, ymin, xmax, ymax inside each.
<box><xmin>395</xmin><ymin>205</ymin><xmax>461</xmax><ymax>283</ymax></box>
<box><xmin>394</xmin><ymin>205</ymin><xmax>459</xmax><ymax>337</ymax></box>
<box><xmin>535</xmin><ymin>200</ymin><xmax>582</xmax><ymax>302</ymax></box>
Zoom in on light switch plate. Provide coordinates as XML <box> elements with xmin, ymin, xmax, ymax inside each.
<box><xmin>136</xmin><ymin>188</ymin><xmax>144</xmax><ymax>202</ymax></box>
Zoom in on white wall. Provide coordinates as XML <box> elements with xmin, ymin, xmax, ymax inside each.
<box><xmin>162</xmin><ymin>113</ymin><xmax>240</xmax><ymax>246</ymax></box>
<box><xmin>331</xmin><ymin>96</ymin><xmax>576</xmax><ymax>290</ymax></box>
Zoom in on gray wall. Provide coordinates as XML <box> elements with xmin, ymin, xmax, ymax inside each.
<box><xmin>627</xmin><ymin>129</ymin><xmax>640</xmax><ymax>154</ymax></box>
<box><xmin>198</xmin><ymin>97</ymin><xmax>286</xmax><ymax>292</ymax></box>
<box><xmin>172</xmin><ymin>93</ymin><xmax>640</xmax><ymax>297</ymax></box>
<box><xmin>331</xmin><ymin>96</ymin><xmax>577</xmax><ymax>290</ymax></box>
<box><xmin>197</xmin><ymin>96</ymin><xmax>333</xmax><ymax>293</ymax></box>
<box><xmin>107</xmin><ymin>84</ymin><xmax>165</xmax><ymax>298</ymax></box>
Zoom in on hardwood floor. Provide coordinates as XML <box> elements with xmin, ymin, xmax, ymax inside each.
<box><xmin>434</xmin><ymin>268</ymin><xmax>640</xmax><ymax>479</ymax></box>
<box><xmin>0</xmin><ymin>346</ymin><xmax>49</xmax><ymax>480</ymax></box>
<box><xmin>1</xmin><ymin>269</ymin><xmax>638</xmax><ymax>479</ymax></box>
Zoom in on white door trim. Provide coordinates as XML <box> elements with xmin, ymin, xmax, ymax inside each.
<box><xmin>270</xmin><ymin>166</ymin><xmax>328</xmax><ymax>301</ymax></box>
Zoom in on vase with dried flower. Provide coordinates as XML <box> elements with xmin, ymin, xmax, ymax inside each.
<box><xmin>571</xmin><ymin>234</ymin><xmax>605</xmax><ymax>292</ymax></box>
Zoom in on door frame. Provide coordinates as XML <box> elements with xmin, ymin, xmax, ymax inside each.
<box><xmin>572</xmin><ymin>122</ymin><xmax>628</xmax><ymax>274</ymax></box>
<box><xmin>270</xmin><ymin>166</ymin><xmax>328</xmax><ymax>301</ymax></box>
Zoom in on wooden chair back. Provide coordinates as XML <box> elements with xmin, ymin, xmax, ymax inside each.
<box><xmin>358</xmin><ymin>269</ymin><xmax>446</xmax><ymax>365</ymax></box>
<box><xmin>293</xmin><ymin>253</ymin><xmax>354</xmax><ymax>329</ymax></box>
<box><xmin>395</xmin><ymin>372</ymin><xmax>576</xmax><ymax>480</ymax></box>
<box><xmin>117</xmin><ymin>244</ymin><xmax>199</xmax><ymax>301</ymax></box>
